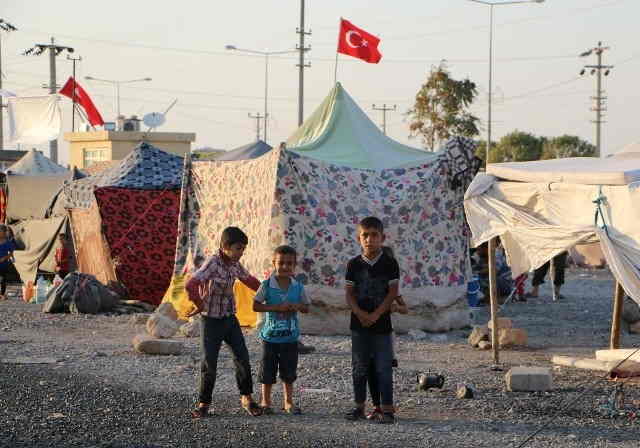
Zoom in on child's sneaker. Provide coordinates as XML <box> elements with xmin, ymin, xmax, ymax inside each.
<box><xmin>366</xmin><ymin>407</ymin><xmax>382</xmax><ymax>420</ymax></box>
<box><xmin>344</xmin><ymin>407</ymin><xmax>365</xmax><ymax>421</ymax></box>
<box><xmin>375</xmin><ymin>412</ymin><xmax>395</xmax><ymax>424</ymax></box>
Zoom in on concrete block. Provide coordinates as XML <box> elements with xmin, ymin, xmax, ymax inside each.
<box><xmin>146</xmin><ymin>314</ymin><xmax>179</xmax><ymax>338</ymax></box>
<box><xmin>499</xmin><ymin>328</ymin><xmax>527</xmax><ymax>347</ymax></box>
<box><xmin>505</xmin><ymin>367</ymin><xmax>552</xmax><ymax>392</ymax></box>
<box><xmin>156</xmin><ymin>302</ymin><xmax>178</xmax><ymax>321</ymax></box>
<box><xmin>595</xmin><ymin>349</ymin><xmax>640</xmax><ymax>363</ymax></box>
<box><xmin>488</xmin><ymin>318</ymin><xmax>513</xmax><ymax>330</ymax></box>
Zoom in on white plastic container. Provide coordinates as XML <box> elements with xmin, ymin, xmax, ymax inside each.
<box><xmin>35</xmin><ymin>276</ymin><xmax>47</xmax><ymax>304</ymax></box>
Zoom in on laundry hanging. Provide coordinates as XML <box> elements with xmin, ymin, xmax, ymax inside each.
<box><xmin>7</xmin><ymin>95</ymin><xmax>62</xmax><ymax>145</ymax></box>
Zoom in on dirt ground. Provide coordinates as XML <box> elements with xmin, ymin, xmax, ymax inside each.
<box><xmin>1</xmin><ymin>267</ymin><xmax>639</xmax><ymax>447</ymax></box>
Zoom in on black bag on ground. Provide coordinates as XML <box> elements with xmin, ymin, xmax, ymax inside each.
<box><xmin>43</xmin><ymin>272</ymin><xmax>120</xmax><ymax>314</ymax></box>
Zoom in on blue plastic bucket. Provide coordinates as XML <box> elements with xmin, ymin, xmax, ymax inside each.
<box><xmin>467</xmin><ymin>276</ymin><xmax>480</xmax><ymax>307</ymax></box>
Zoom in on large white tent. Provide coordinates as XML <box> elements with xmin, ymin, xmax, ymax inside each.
<box><xmin>465</xmin><ymin>157</ymin><xmax>640</xmax><ymax>305</ymax></box>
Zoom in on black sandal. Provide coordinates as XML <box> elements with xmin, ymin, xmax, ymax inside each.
<box><xmin>190</xmin><ymin>405</ymin><xmax>210</xmax><ymax>419</ymax></box>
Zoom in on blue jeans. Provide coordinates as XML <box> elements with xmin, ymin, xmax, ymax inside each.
<box><xmin>351</xmin><ymin>330</ymin><xmax>393</xmax><ymax>406</ymax></box>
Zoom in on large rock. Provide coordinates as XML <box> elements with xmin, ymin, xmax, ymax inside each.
<box><xmin>146</xmin><ymin>314</ymin><xmax>179</xmax><ymax>338</ymax></box>
<box><xmin>133</xmin><ymin>334</ymin><xmax>183</xmax><ymax>355</ymax></box>
<box><xmin>468</xmin><ymin>326</ymin><xmax>490</xmax><ymax>347</ymax></box>
<box><xmin>156</xmin><ymin>302</ymin><xmax>178</xmax><ymax>321</ymax></box>
<box><xmin>622</xmin><ymin>297</ymin><xmax>640</xmax><ymax>324</ymax></box>
<box><xmin>488</xmin><ymin>318</ymin><xmax>513</xmax><ymax>330</ymax></box>
<box><xmin>179</xmin><ymin>315</ymin><xmax>201</xmax><ymax>338</ymax></box>
<box><xmin>506</xmin><ymin>367</ymin><xmax>552</xmax><ymax>392</ymax></box>
<box><xmin>498</xmin><ymin>328</ymin><xmax>527</xmax><ymax>347</ymax></box>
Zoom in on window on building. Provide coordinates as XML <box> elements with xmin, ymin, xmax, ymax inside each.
<box><xmin>83</xmin><ymin>148</ymin><xmax>107</xmax><ymax>168</ymax></box>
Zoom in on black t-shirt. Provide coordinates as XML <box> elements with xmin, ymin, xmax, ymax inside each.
<box><xmin>345</xmin><ymin>252</ymin><xmax>400</xmax><ymax>334</ymax></box>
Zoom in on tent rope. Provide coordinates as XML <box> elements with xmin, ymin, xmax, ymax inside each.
<box><xmin>593</xmin><ymin>186</ymin><xmax>610</xmax><ymax>237</ymax></box>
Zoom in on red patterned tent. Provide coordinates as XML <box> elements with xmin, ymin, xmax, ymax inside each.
<box><xmin>64</xmin><ymin>143</ymin><xmax>183</xmax><ymax>305</ymax></box>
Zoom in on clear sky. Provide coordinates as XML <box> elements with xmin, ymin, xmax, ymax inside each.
<box><xmin>1</xmin><ymin>0</ymin><xmax>637</xmax><ymax>164</ymax></box>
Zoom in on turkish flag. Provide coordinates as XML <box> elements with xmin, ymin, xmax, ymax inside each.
<box><xmin>59</xmin><ymin>77</ymin><xmax>105</xmax><ymax>126</ymax></box>
<box><xmin>337</xmin><ymin>19</ymin><xmax>382</xmax><ymax>64</ymax></box>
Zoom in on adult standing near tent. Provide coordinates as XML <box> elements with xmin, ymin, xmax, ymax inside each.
<box><xmin>527</xmin><ymin>252</ymin><xmax>568</xmax><ymax>300</ymax></box>
<box><xmin>0</xmin><ymin>225</ymin><xmax>17</xmax><ymax>300</ymax></box>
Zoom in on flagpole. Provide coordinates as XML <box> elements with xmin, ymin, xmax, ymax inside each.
<box><xmin>334</xmin><ymin>17</ymin><xmax>342</xmax><ymax>85</ymax></box>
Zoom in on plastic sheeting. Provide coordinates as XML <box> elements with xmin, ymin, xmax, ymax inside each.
<box><xmin>6</xmin><ymin>174</ymin><xmax>68</xmax><ymax>222</ymax></box>
<box><xmin>7</xmin><ymin>95</ymin><xmax>62</xmax><ymax>145</ymax></box>
<box><xmin>464</xmin><ymin>173</ymin><xmax>640</xmax><ymax>305</ymax></box>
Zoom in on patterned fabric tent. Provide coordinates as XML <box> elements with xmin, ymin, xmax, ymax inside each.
<box><xmin>64</xmin><ymin>143</ymin><xmax>184</xmax><ymax>305</ymax></box>
<box><xmin>164</xmin><ymin>84</ymin><xmax>480</xmax><ymax>334</ymax></box>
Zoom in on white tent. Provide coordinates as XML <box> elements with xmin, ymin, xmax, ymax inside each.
<box><xmin>6</xmin><ymin>148</ymin><xmax>68</xmax><ymax>175</ymax></box>
<box><xmin>464</xmin><ymin>157</ymin><xmax>640</xmax><ymax>354</ymax></box>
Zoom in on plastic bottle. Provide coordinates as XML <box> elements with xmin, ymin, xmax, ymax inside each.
<box><xmin>35</xmin><ymin>276</ymin><xmax>47</xmax><ymax>304</ymax></box>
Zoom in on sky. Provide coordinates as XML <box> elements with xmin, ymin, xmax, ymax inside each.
<box><xmin>1</xmin><ymin>0</ymin><xmax>638</xmax><ymax>165</ymax></box>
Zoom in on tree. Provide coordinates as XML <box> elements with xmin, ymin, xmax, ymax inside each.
<box><xmin>408</xmin><ymin>62</ymin><xmax>480</xmax><ymax>150</ymax></box>
<box><xmin>541</xmin><ymin>135</ymin><xmax>596</xmax><ymax>159</ymax></box>
<box><xmin>474</xmin><ymin>140</ymin><xmax>497</xmax><ymax>164</ymax></box>
<box><xmin>491</xmin><ymin>131</ymin><xmax>544</xmax><ymax>163</ymax></box>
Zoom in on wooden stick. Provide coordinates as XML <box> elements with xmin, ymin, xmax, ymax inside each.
<box><xmin>610</xmin><ymin>281</ymin><xmax>625</xmax><ymax>349</ymax></box>
<box><xmin>488</xmin><ymin>237</ymin><xmax>500</xmax><ymax>364</ymax></box>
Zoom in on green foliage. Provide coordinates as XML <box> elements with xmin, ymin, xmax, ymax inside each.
<box><xmin>408</xmin><ymin>62</ymin><xmax>480</xmax><ymax>150</ymax></box>
<box><xmin>541</xmin><ymin>135</ymin><xmax>596</xmax><ymax>159</ymax></box>
<box><xmin>474</xmin><ymin>140</ymin><xmax>497</xmax><ymax>164</ymax></box>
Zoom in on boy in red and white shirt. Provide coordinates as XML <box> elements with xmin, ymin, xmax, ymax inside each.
<box><xmin>185</xmin><ymin>227</ymin><xmax>262</xmax><ymax>419</ymax></box>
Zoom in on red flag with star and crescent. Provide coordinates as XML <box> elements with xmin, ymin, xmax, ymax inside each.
<box><xmin>59</xmin><ymin>77</ymin><xmax>105</xmax><ymax>126</ymax></box>
<box><xmin>337</xmin><ymin>19</ymin><xmax>382</xmax><ymax>64</ymax></box>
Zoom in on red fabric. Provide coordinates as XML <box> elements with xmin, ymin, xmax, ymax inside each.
<box><xmin>55</xmin><ymin>246</ymin><xmax>71</xmax><ymax>272</ymax></box>
<box><xmin>94</xmin><ymin>187</ymin><xmax>180</xmax><ymax>305</ymax></box>
<box><xmin>0</xmin><ymin>189</ymin><xmax>6</xmax><ymax>224</ymax></box>
<box><xmin>59</xmin><ymin>77</ymin><xmax>105</xmax><ymax>126</ymax></box>
<box><xmin>337</xmin><ymin>19</ymin><xmax>382</xmax><ymax>64</ymax></box>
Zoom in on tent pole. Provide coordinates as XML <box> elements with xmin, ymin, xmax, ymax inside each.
<box><xmin>488</xmin><ymin>237</ymin><xmax>500</xmax><ymax>364</ymax></box>
<box><xmin>610</xmin><ymin>282</ymin><xmax>624</xmax><ymax>349</ymax></box>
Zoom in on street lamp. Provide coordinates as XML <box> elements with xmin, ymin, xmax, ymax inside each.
<box><xmin>468</xmin><ymin>0</ymin><xmax>545</xmax><ymax>167</ymax></box>
<box><xmin>84</xmin><ymin>75</ymin><xmax>152</xmax><ymax>119</ymax></box>
<box><xmin>225</xmin><ymin>45</ymin><xmax>298</xmax><ymax>143</ymax></box>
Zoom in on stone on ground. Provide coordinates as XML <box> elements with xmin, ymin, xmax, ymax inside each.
<box><xmin>488</xmin><ymin>318</ymin><xmax>513</xmax><ymax>330</ymax></box>
<box><xmin>498</xmin><ymin>328</ymin><xmax>528</xmax><ymax>347</ymax></box>
<box><xmin>179</xmin><ymin>316</ymin><xmax>200</xmax><ymax>338</ymax></box>
<box><xmin>146</xmin><ymin>314</ymin><xmax>179</xmax><ymax>338</ymax></box>
<box><xmin>468</xmin><ymin>326</ymin><xmax>490</xmax><ymax>347</ymax></box>
<box><xmin>630</xmin><ymin>321</ymin><xmax>640</xmax><ymax>334</ymax></box>
<box><xmin>505</xmin><ymin>367</ymin><xmax>552</xmax><ymax>392</ymax></box>
<box><xmin>132</xmin><ymin>334</ymin><xmax>183</xmax><ymax>355</ymax></box>
<box><xmin>478</xmin><ymin>340</ymin><xmax>492</xmax><ymax>350</ymax></box>
<box><xmin>155</xmin><ymin>302</ymin><xmax>178</xmax><ymax>321</ymax></box>
<box><xmin>595</xmin><ymin>348</ymin><xmax>640</xmax><ymax>363</ymax></box>
<box><xmin>622</xmin><ymin>297</ymin><xmax>640</xmax><ymax>324</ymax></box>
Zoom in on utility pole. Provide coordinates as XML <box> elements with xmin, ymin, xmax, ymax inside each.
<box><xmin>248</xmin><ymin>112</ymin><xmax>263</xmax><ymax>142</ymax></box>
<box><xmin>23</xmin><ymin>37</ymin><xmax>74</xmax><ymax>163</ymax></box>
<box><xmin>0</xmin><ymin>19</ymin><xmax>18</xmax><ymax>151</ymax></box>
<box><xmin>67</xmin><ymin>55</ymin><xmax>81</xmax><ymax>132</ymax></box>
<box><xmin>296</xmin><ymin>0</ymin><xmax>311</xmax><ymax>126</ymax></box>
<box><xmin>372</xmin><ymin>104</ymin><xmax>397</xmax><ymax>135</ymax></box>
<box><xmin>579</xmin><ymin>42</ymin><xmax>613</xmax><ymax>158</ymax></box>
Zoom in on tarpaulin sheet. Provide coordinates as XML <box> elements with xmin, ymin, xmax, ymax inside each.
<box><xmin>7</xmin><ymin>95</ymin><xmax>62</xmax><ymax>145</ymax></box>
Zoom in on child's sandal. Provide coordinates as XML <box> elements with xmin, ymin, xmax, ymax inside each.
<box><xmin>242</xmin><ymin>401</ymin><xmax>263</xmax><ymax>417</ymax></box>
<box><xmin>190</xmin><ymin>405</ymin><xmax>210</xmax><ymax>419</ymax></box>
<box><xmin>283</xmin><ymin>405</ymin><xmax>302</xmax><ymax>415</ymax></box>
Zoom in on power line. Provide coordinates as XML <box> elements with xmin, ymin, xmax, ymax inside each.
<box><xmin>248</xmin><ymin>112</ymin><xmax>264</xmax><ymax>141</ymax></box>
<box><xmin>372</xmin><ymin>104</ymin><xmax>397</xmax><ymax>135</ymax></box>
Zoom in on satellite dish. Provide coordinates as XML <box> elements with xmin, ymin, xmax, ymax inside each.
<box><xmin>143</xmin><ymin>112</ymin><xmax>166</xmax><ymax>130</ymax></box>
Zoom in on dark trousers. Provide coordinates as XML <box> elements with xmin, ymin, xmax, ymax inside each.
<box><xmin>199</xmin><ymin>315</ymin><xmax>253</xmax><ymax>404</ymax></box>
<box><xmin>367</xmin><ymin>362</ymin><xmax>380</xmax><ymax>407</ymax></box>
<box><xmin>351</xmin><ymin>330</ymin><xmax>393</xmax><ymax>407</ymax></box>
<box><xmin>0</xmin><ymin>263</ymin><xmax>18</xmax><ymax>295</ymax></box>
<box><xmin>532</xmin><ymin>252</ymin><xmax>568</xmax><ymax>287</ymax></box>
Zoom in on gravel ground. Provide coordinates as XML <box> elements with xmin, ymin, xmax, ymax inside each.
<box><xmin>1</xmin><ymin>267</ymin><xmax>639</xmax><ymax>447</ymax></box>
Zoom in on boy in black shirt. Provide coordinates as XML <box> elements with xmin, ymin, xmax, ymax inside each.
<box><xmin>344</xmin><ymin>217</ymin><xmax>400</xmax><ymax>424</ymax></box>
